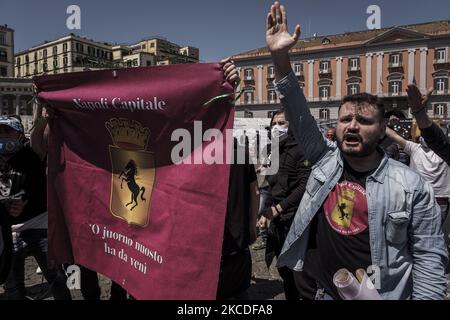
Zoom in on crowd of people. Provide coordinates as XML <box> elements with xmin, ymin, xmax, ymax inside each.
<box><xmin>0</xmin><ymin>1</ymin><xmax>449</xmax><ymax>300</ymax></box>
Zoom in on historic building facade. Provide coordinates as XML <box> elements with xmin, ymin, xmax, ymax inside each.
<box><xmin>232</xmin><ymin>20</ymin><xmax>450</xmax><ymax>120</ymax></box>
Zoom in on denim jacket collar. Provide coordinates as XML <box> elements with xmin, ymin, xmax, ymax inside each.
<box><xmin>336</xmin><ymin>147</ymin><xmax>388</xmax><ymax>184</ymax></box>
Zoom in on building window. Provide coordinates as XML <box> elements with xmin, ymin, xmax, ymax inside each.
<box><xmin>53</xmin><ymin>59</ymin><xmax>58</xmax><ymax>68</ymax></box>
<box><xmin>0</xmin><ymin>67</ymin><xmax>6</xmax><ymax>77</ymax></box>
<box><xmin>320</xmin><ymin>61</ymin><xmax>330</xmax><ymax>73</ymax></box>
<box><xmin>319</xmin><ymin>108</ymin><xmax>330</xmax><ymax>119</ymax></box>
<box><xmin>268</xmin><ymin>89</ymin><xmax>277</xmax><ymax>103</ymax></box>
<box><xmin>63</xmin><ymin>56</ymin><xmax>68</xmax><ymax>66</ymax></box>
<box><xmin>348</xmin><ymin>83</ymin><xmax>360</xmax><ymax>95</ymax></box>
<box><xmin>389</xmin><ymin>81</ymin><xmax>401</xmax><ymax>95</ymax></box>
<box><xmin>389</xmin><ymin>53</ymin><xmax>401</xmax><ymax>67</ymax></box>
<box><xmin>43</xmin><ymin>62</ymin><xmax>48</xmax><ymax>72</ymax></box>
<box><xmin>16</xmin><ymin>57</ymin><xmax>20</xmax><ymax>66</ymax></box>
<box><xmin>435</xmin><ymin>48</ymin><xmax>446</xmax><ymax>63</ymax></box>
<box><xmin>294</xmin><ymin>63</ymin><xmax>303</xmax><ymax>75</ymax></box>
<box><xmin>244</xmin><ymin>68</ymin><xmax>254</xmax><ymax>80</ymax></box>
<box><xmin>244</xmin><ymin>91</ymin><xmax>254</xmax><ymax>104</ymax></box>
<box><xmin>349</xmin><ymin>58</ymin><xmax>359</xmax><ymax>71</ymax></box>
<box><xmin>63</xmin><ymin>43</ymin><xmax>68</xmax><ymax>52</ymax></box>
<box><xmin>433</xmin><ymin>104</ymin><xmax>447</xmax><ymax>117</ymax></box>
<box><xmin>53</xmin><ymin>46</ymin><xmax>58</xmax><ymax>55</ymax></box>
<box><xmin>319</xmin><ymin>86</ymin><xmax>330</xmax><ymax>99</ymax></box>
<box><xmin>434</xmin><ymin>78</ymin><xmax>448</xmax><ymax>93</ymax></box>
<box><xmin>34</xmin><ymin>52</ymin><xmax>38</xmax><ymax>61</ymax></box>
<box><xmin>268</xmin><ymin>66</ymin><xmax>275</xmax><ymax>78</ymax></box>
<box><xmin>0</xmin><ymin>32</ymin><xmax>5</xmax><ymax>45</ymax></box>
<box><xmin>0</xmin><ymin>50</ymin><xmax>7</xmax><ymax>62</ymax></box>
<box><xmin>43</xmin><ymin>49</ymin><xmax>47</xmax><ymax>58</ymax></box>
<box><xmin>150</xmin><ymin>42</ymin><xmax>155</xmax><ymax>48</ymax></box>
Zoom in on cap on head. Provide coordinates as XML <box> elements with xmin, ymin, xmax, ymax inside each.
<box><xmin>0</xmin><ymin>116</ymin><xmax>24</xmax><ymax>134</ymax></box>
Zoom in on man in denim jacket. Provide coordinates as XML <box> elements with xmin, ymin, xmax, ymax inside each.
<box><xmin>266</xmin><ymin>2</ymin><xmax>448</xmax><ymax>299</ymax></box>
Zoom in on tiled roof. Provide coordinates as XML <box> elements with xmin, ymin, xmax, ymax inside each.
<box><xmin>233</xmin><ymin>20</ymin><xmax>450</xmax><ymax>59</ymax></box>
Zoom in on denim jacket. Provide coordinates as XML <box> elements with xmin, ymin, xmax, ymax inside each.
<box><xmin>275</xmin><ymin>71</ymin><xmax>448</xmax><ymax>300</ymax></box>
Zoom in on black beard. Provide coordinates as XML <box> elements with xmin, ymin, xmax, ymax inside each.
<box><xmin>336</xmin><ymin>137</ymin><xmax>378</xmax><ymax>158</ymax></box>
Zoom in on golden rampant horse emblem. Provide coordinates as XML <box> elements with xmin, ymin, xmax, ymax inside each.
<box><xmin>106</xmin><ymin>118</ymin><xmax>155</xmax><ymax>227</ymax></box>
<box><xmin>330</xmin><ymin>188</ymin><xmax>356</xmax><ymax>228</ymax></box>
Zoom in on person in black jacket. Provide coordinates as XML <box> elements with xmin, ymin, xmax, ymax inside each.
<box><xmin>259</xmin><ymin>111</ymin><xmax>312</xmax><ymax>300</ymax></box>
<box><xmin>0</xmin><ymin>205</ymin><xmax>12</xmax><ymax>284</ymax></box>
<box><xmin>0</xmin><ymin>115</ymin><xmax>70</xmax><ymax>300</ymax></box>
<box><xmin>407</xmin><ymin>83</ymin><xmax>450</xmax><ymax>166</ymax></box>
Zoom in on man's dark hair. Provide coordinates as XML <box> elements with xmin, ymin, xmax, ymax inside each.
<box><xmin>269</xmin><ymin>108</ymin><xmax>285</xmax><ymax>128</ymax></box>
<box><xmin>339</xmin><ymin>93</ymin><xmax>385</xmax><ymax>121</ymax></box>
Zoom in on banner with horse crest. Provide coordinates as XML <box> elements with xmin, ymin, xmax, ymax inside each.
<box><xmin>34</xmin><ymin>63</ymin><xmax>234</xmax><ymax>299</ymax></box>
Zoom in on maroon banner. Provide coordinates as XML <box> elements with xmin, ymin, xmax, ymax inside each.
<box><xmin>34</xmin><ymin>63</ymin><xmax>234</xmax><ymax>299</ymax></box>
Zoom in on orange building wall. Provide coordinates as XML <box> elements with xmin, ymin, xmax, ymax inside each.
<box><xmin>401</xmin><ymin>51</ymin><xmax>409</xmax><ymax>93</ymax></box>
<box><xmin>382</xmin><ymin>53</ymin><xmax>389</xmax><ymax>95</ymax></box>
<box><xmin>427</xmin><ymin>48</ymin><xmax>435</xmax><ymax>91</ymax></box>
<box><xmin>371</xmin><ymin>55</ymin><xmax>377</xmax><ymax>94</ymax></box>
<box><xmin>331</xmin><ymin>59</ymin><xmax>337</xmax><ymax>97</ymax></box>
<box><xmin>313</xmin><ymin>61</ymin><xmax>319</xmax><ymax>98</ymax></box>
<box><xmin>360</xmin><ymin>55</ymin><xmax>367</xmax><ymax>95</ymax></box>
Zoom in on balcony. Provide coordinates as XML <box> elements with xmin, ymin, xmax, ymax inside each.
<box><xmin>388</xmin><ymin>61</ymin><xmax>403</xmax><ymax>70</ymax></box>
<box><xmin>319</xmin><ymin>69</ymin><xmax>332</xmax><ymax>79</ymax></box>
<box><xmin>434</xmin><ymin>89</ymin><xmax>449</xmax><ymax>95</ymax></box>
<box><xmin>433</xmin><ymin>58</ymin><xmax>450</xmax><ymax>68</ymax></box>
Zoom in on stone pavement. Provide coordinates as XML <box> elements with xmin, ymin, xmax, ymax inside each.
<box><xmin>0</xmin><ymin>247</ymin><xmax>448</xmax><ymax>300</ymax></box>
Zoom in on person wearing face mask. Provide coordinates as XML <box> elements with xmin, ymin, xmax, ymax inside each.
<box><xmin>259</xmin><ymin>110</ymin><xmax>312</xmax><ymax>300</ymax></box>
<box><xmin>0</xmin><ymin>115</ymin><xmax>71</xmax><ymax>300</ymax></box>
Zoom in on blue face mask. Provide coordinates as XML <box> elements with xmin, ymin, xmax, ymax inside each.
<box><xmin>0</xmin><ymin>138</ymin><xmax>23</xmax><ymax>155</ymax></box>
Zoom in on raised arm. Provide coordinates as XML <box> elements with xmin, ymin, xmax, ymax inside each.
<box><xmin>407</xmin><ymin>84</ymin><xmax>450</xmax><ymax>165</ymax></box>
<box><xmin>385</xmin><ymin>127</ymin><xmax>407</xmax><ymax>149</ymax></box>
<box><xmin>266</xmin><ymin>2</ymin><xmax>331</xmax><ymax>164</ymax></box>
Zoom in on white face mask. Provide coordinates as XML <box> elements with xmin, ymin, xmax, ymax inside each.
<box><xmin>271</xmin><ymin>125</ymin><xmax>288</xmax><ymax>138</ymax></box>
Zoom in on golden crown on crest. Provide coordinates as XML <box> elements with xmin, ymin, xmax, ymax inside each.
<box><xmin>105</xmin><ymin>118</ymin><xmax>150</xmax><ymax>150</ymax></box>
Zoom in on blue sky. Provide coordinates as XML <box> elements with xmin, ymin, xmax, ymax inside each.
<box><xmin>1</xmin><ymin>0</ymin><xmax>449</xmax><ymax>62</ymax></box>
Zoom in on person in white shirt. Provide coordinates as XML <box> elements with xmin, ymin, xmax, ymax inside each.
<box><xmin>385</xmin><ymin>127</ymin><xmax>450</xmax><ymax>272</ymax></box>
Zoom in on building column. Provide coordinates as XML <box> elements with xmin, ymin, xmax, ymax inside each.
<box><xmin>236</xmin><ymin>67</ymin><xmax>241</xmax><ymax>105</ymax></box>
<box><xmin>407</xmin><ymin>48</ymin><xmax>416</xmax><ymax>84</ymax></box>
<box><xmin>308</xmin><ymin>60</ymin><xmax>314</xmax><ymax>100</ymax></box>
<box><xmin>365</xmin><ymin>53</ymin><xmax>373</xmax><ymax>93</ymax></box>
<box><xmin>336</xmin><ymin>57</ymin><xmax>343</xmax><ymax>98</ymax></box>
<box><xmin>257</xmin><ymin>65</ymin><xmax>263</xmax><ymax>104</ymax></box>
<box><xmin>376</xmin><ymin>52</ymin><xmax>384</xmax><ymax>95</ymax></box>
<box><xmin>419</xmin><ymin>47</ymin><xmax>428</xmax><ymax>92</ymax></box>
<box><xmin>15</xmin><ymin>95</ymin><xmax>20</xmax><ymax>115</ymax></box>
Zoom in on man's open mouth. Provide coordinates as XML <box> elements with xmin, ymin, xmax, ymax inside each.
<box><xmin>344</xmin><ymin>134</ymin><xmax>360</xmax><ymax>144</ymax></box>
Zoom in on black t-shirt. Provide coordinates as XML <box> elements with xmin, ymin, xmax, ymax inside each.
<box><xmin>222</xmin><ymin>143</ymin><xmax>257</xmax><ymax>256</ymax></box>
<box><xmin>0</xmin><ymin>146</ymin><xmax>47</xmax><ymax>225</ymax></box>
<box><xmin>300</xmin><ymin>161</ymin><xmax>373</xmax><ymax>300</ymax></box>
